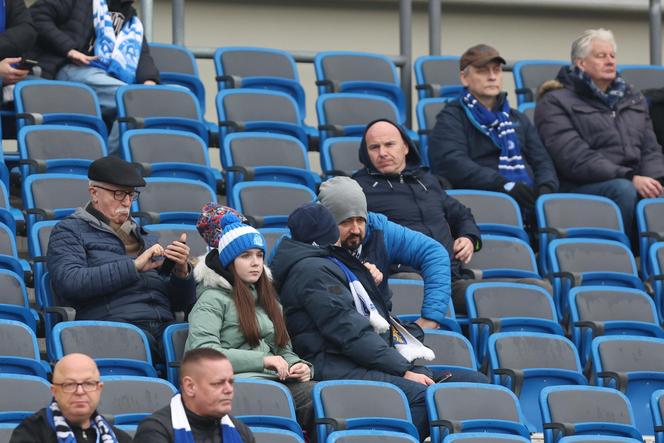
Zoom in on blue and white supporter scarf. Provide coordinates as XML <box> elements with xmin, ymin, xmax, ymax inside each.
<box><xmin>171</xmin><ymin>394</ymin><xmax>243</xmax><ymax>443</ymax></box>
<box><xmin>90</xmin><ymin>0</ymin><xmax>143</xmax><ymax>83</ymax></box>
<box><xmin>328</xmin><ymin>257</ymin><xmax>434</xmax><ymax>362</ymax></box>
<box><xmin>46</xmin><ymin>398</ymin><xmax>118</xmax><ymax>443</ymax></box>
<box><xmin>460</xmin><ymin>89</ymin><xmax>534</xmax><ymax>187</ymax></box>
<box><xmin>573</xmin><ymin>66</ymin><xmax>626</xmax><ymax>109</ymax></box>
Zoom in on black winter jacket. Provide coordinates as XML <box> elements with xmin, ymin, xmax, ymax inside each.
<box><xmin>271</xmin><ymin>238</ymin><xmax>416</xmax><ymax>380</ymax></box>
<box><xmin>428</xmin><ymin>94</ymin><xmax>559</xmax><ymax>192</ymax></box>
<box><xmin>0</xmin><ymin>0</ymin><xmax>36</xmax><ymax>60</ymax></box>
<box><xmin>46</xmin><ymin>205</ymin><xmax>195</xmax><ymax>324</ymax></box>
<box><xmin>133</xmin><ymin>405</ymin><xmax>254</xmax><ymax>443</ymax></box>
<box><xmin>10</xmin><ymin>408</ymin><xmax>132</xmax><ymax>443</ymax></box>
<box><xmin>353</xmin><ymin>119</ymin><xmax>481</xmax><ymax>280</ymax></box>
<box><xmin>535</xmin><ymin>66</ymin><xmax>664</xmax><ymax>190</ymax></box>
<box><xmin>28</xmin><ymin>0</ymin><xmax>159</xmax><ymax>82</ymax></box>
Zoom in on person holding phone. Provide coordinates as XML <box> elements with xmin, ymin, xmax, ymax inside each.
<box><xmin>185</xmin><ymin>212</ymin><xmax>316</xmax><ymax>441</ymax></box>
<box><xmin>47</xmin><ymin>156</ymin><xmax>195</xmax><ymax>363</ymax></box>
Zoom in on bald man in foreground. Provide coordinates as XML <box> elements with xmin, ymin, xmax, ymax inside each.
<box><xmin>134</xmin><ymin>348</ymin><xmax>254</xmax><ymax>442</ymax></box>
<box><xmin>11</xmin><ymin>353</ymin><xmax>131</xmax><ymax>442</ymax></box>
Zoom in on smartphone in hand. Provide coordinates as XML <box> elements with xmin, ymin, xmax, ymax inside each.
<box><xmin>13</xmin><ymin>58</ymin><xmax>38</xmax><ymax>70</ymax></box>
<box><xmin>159</xmin><ymin>236</ymin><xmax>187</xmax><ymax>276</ymax></box>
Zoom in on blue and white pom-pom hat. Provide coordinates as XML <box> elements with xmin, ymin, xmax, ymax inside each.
<box><xmin>217</xmin><ymin>213</ymin><xmax>266</xmax><ymax>268</ymax></box>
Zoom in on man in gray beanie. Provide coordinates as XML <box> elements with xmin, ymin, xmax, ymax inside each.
<box><xmin>318</xmin><ymin>176</ymin><xmax>452</xmax><ymax>330</ymax></box>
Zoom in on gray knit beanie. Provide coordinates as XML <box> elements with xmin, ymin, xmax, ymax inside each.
<box><xmin>318</xmin><ymin>176</ymin><xmax>368</xmax><ymax>224</ymax></box>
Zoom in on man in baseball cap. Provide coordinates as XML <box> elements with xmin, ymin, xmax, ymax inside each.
<box><xmin>46</xmin><ymin>156</ymin><xmax>196</xmax><ymax>361</ymax></box>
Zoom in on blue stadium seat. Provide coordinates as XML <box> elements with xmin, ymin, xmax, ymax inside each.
<box><xmin>637</xmin><ymin>198</ymin><xmax>664</xmax><ymax>279</ymax></box>
<box><xmin>651</xmin><ymin>389</ymin><xmax>664</xmax><ymax>443</ymax></box>
<box><xmin>414</xmin><ymin>55</ymin><xmax>463</xmax><ymax>100</ymax></box>
<box><xmin>512</xmin><ymin>60</ymin><xmax>567</xmax><ymax>105</ymax></box>
<box><xmin>313</xmin><ymin>380</ymin><xmax>418</xmax><ymax>442</ymax></box>
<box><xmin>388</xmin><ymin>278</ymin><xmax>460</xmax><ymax>333</ymax></box>
<box><xmin>329</xmin><ymin>429</ymin><xmax>418</xmax><ymax>443</ymax></box>
<box><xmin>162</xmin><ymin>322</ymin><xmax>188</xmax><ymax>388</ymax></box>
<box><xmin>143</xmin><ymin>224</ymin><xmax>209</xmax><ymax>259</ymax></box>
<box><xmin>416</xmin><ymin>330</ymin><xmax>478</xmax><ymax>376</ymax></box>
<box><xmin>0</xmin><ymin>374</ymin><xmax>51</xmax><ymax>424</ymax></box>
<box><xmin>21</xmin><ymin>173</ymin><xmax>89</xmax><ymax>231</ymax></box>
<box><xmin>618</xmin><ymin>64</ymin><xmax>664</xmax><ymax>92</ymax></box>
<box><xmin>442</xmin><ymin>433</ymin><xmax>530</xmax><ymax>443</ymax></box>
<box><xmin>250</xmin><ymin>426</ymin><xmax>305</xmax><ymax>443</ymax></box>
<box><xmin>591</xmin><ymin>335</ymin><xmax>664</xmax><ymax>435</ymax></box>
<box><xmin>98</xmin><ymin>375</ymin><xmax>177</xmax><ymax>425</ymax></box>
<box><xmin>0</xmin><ymin>269</ymin><xmax>38</xmax><ymax>333</ymax></box>
<box><xmin>517</xmin><ymin>103</ymin><xmax>535</xmax><ymax>124</ymax></box>
<box><xmin>558</xmin><ymin>437</ymin><xmax>643</xmax><ymax>443</ymax></box>
<box><xmin>319</xmin><ymin>137</ymin><xmax>363</xmax><ymax>178</ymax></box>
<box><xmin>415</xmin><ymin>97</ymin><xmax>452</xmax><ymax>166</ymax></box>
<box><xmin>0</xmin><ymin>319</ymin><xmax>50</xmax><ymax>378</ymax></box>
<box><xmin>488</xmin><ymin>332</ymin><xmax>586</xmax><ymax>432</ymax></box>
<box><xmin>540</xmin><ymin>385</ymin><xmax>641</xmax><ymax>443</ymax></box>
<box><xmin>233</xmin><ymin>378</ymin><xmax>303</xmax><ymax>436</ymax></box>
<box><xmin>230</xmin><ymin>181</ymin><xmax>316</xmax><ymax>228</ymax></box>
<box><xmin>425</xmin><ymin>382</ymin><xmax>530</xmax><ymax>443</ymax></box>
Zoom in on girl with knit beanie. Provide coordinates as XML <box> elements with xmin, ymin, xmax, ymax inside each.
<box><xmin>185</xmin><ymin>212</ymin><xmax>316</xmax><ymax>441</ymax></box>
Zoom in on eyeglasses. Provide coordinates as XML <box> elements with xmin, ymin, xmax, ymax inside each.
<box><xmin>53</xmin><ymin>381</ymin><xmax>101</xmax><ymax>393</ymax></box>
<box><xmin>94</xmin><ymin>185</ymin><xmax>140</xmax><ymax>201</ymax></box>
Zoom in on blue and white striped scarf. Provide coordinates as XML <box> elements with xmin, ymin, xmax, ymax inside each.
<box><xmin>573</xmin><ymin>66</ymin><xmax>626</xmax><ymax>109</ymax></box>
<box><xmin>90</xmin><ymin>0</ymin><xmax>143</xmax><ymax>84</ymax></box>
<box><xmin>171</xmin><ymin>394</ymin><xmax>243</xmax><ymax>443</ymax></box>
<box><xmin>460</xmin><ymin>89</ymin><xmax>533</xmax><ymax>187</ymax></box>
<box><xmin>47</xmin><ymin>399</ymin><xmax>118</xmax><ymax>443</ymax></box>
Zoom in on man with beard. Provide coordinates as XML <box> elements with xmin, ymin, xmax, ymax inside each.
<box><xmin>318</xmin><ymin>176</ymin><xmax>451</xmax><ymax>329</ymax></box>
<box><xmin>46</xmin><ymin>156</ymin><xmax>196</xmax><ymax>359</ymax></box>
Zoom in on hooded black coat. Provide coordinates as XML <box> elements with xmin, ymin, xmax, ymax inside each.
<box><xmin>353</xmin><ymin>119</ymin><xmax>481</xmax><ymax>280</ymax></box>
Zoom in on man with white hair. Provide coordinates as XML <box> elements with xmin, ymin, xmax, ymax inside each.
<box><xmin>46</xmin><ymin>156</ymin><xmax>196</xmax><ymax>358</ymax></box>
<box><xmin>535</xmin><ymin>28</ymin><xmax>664</xmax><ymax>234</ymax></box>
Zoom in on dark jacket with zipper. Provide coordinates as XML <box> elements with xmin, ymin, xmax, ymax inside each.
<box><xmin>429</xmin><ymin>93</ymin><xmax>559</xmax><ymax>192</ymax></box>
<box><xmin>46</xmin><ymin>204</ymin><xmax>195</xmax><ymax>323</ymax></box>
<box><xmin>353</xmin><ymin>119</ymin><xmax>481</xmax><ymax>281</ymax></box>
<box><xmin>28</xmin><ymin>0</ymin><xmax>159</xmax><ymax>82</ymax></box>
<box><xmin>534</xmin><ymin>66</ymin><xmax>664</xmax><ymax>190</ymax></box>
<box><xmin>0</xmin><ymin>0</ymin><xmax>37</xmax><ymax>60</ymax></box>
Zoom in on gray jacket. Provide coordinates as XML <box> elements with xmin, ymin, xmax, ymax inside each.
<box><xmin>534</xmin><ymin>66</ymin><xmax>664</xmax><ymax>190</ymax></box>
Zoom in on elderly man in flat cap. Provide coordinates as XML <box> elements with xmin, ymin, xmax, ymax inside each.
<box><xmin>46</xmin><ymin>156</ymin><xmax>196</xmax><ymax>360</ymax></box>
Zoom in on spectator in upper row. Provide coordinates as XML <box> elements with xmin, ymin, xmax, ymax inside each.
<box><xmin>535</xmin><ymin>28</ymin><xmax>664</xmax><ymax>234</ymax></box>
<box><xmin>429</xmin><ymin>44</ymin><xmax>559</xmax><ymax>210</ymax></box>
<box><xmin>0</xmin><ymin>0</ymin><xmax>36</xmax><ymax>92</ymax></box>
<box><xmin>318</xmin><ymin>176</ymin><xmax>453</xmax><ymax>330</ymax></box>
<box><xmin>46</xmin><ymin>156</ymin><xmax>195</xmax><ymax>361</ymax></box>
<box><xmin>351</xmin><ymin>119</ymin><xmax>482</xmax><ymax>315</ymax></box>
<box><xmin>28</xmin><ymin>0</ymin><xmax>160</xmax><ymax>153</ymax></box>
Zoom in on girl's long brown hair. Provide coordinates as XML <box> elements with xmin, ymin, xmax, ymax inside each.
<box><xmin>230</xmin><ymin>264</ymin><xmax>290</xmax><ymax>348</ymax></box>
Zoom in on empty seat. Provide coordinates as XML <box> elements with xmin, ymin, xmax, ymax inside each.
<box><xmin>651</xmin><ymin>389</ymin><xmax>664</xmax><ymax>443</ymax></box>
<box><xmin>465</xmin><ymin>282</ymin><xmax>562</xmax><ymax>366</ymax></box>
<box><xmin>97</xmin><ymin>375</ymin><xmax>177</xmax><ymax>425</ymax></box>
<box><xmin>488</xmin><ymin>332</ymin><xmax>586</xmax><ymax>432</ymax></box>
<box><xmin>442</xmin><ymin>434</ymin><xmax>530</xmax><ymax>443</ymax></box>
<box><xmin>314</xmin><ymin>51</ymin><xmax>405</xmax><ymax>121</ymax></box>
<box><xmin>415</xmin><ymin>97</ymin><xmax>451</xmax><ymax>166</ymax></box>
<box><xmin>618</xmin><ymin>64</ymin><xmax>664</xmax><ymax>92</ymax></box>
<box><xmin>447</xmin><ymin>190</ymin><xmax>528</xmax><ymax>242</ymax></box>
<box><xmin>21</xmin><ymin>174</ymin><xmax>90</xmax><ymax>230</ymax></box>
<box><xmin>557</xmin><ymin>437</ymin><xmax>643</xmax><ymax>443</ymax></box>
<box><xmin>388</xmin><ymin>278</ymin><xmax>459</xmax><ymax>332</ymax></box>
<box><xmin>540</xmin><ymin>385</ymin><xmax>641</xmax><ymax>443</ymax></box>
<box><xmin>133</xmin><ymin>177</ymin><xmax>217</xmax><ymax>225</ymax></box>
<box><xmin>0</xmin><ymin>320</ymin><xmax>49</xmax><ymax>378</ymax></box>
<box><xmin>425</xmin><ymin>382</ymin><xmax>529</xmax><ymax>443</ymax></box>
<box><xmin>51</xmin><ymin>320</ymin><xmax>157</xmax><ymax>377</ymax></box>
<box><xmin>122</xmin><ymin>129</ymin><xmax>221</xmax><ymax>191</ymax></box>
<box><xmin>27</xmin><ymin>220</ymin><xmax>58</xmax><ymax>310</ymax></box>
<box><xmin>415</xmin><ymin>331</ymin><xmax>478</xmax><ymax>376</ymax></box>
<box><xmin>162</xmin><ymin>322</ymin><xmax>188</xmax><ymax>388</ymax></box>
<box><xmin>536</xmin><ymin>194</ymin><xmax>629</xmax><ymax>275</ymax></box>
<box><xmin>0</xmin><ymin>374</ymin><xmax>51</xmax><ymax>423</ymax></box>
<box><xmin>637</xmin><ymin>198</ymin><xmax>664</xmax><ymax>279</ymax></box>
<box><xmin>414</xmin><ymin>55</ymin><xmax>463</xmax><ymax>100</ymax></box>
<box><xmin>0</xmin><ymin>270</ymin><xmax>37</xmax><ymax>334</ymax></box>
<box><xmin>548</xmin><ymin>238</ymin><xmax>642</xmax><ymax>319</ymax></box>
<box><xmin>216</xmin><ymin>89</ymin><xmax>308</xmax><ymax>145</ymax></box>
<box><xmin>232</xmin><ymin>378</ymin><xmax>302</xmax><ymax>436</ymax></box>
<box><xmin>18</xmin><ymin>125</ymin><xmax>107</xmax><ymax>177</ymax></box>
<box><xmin>251</xmin><ymin>427</ymin><xmax>305</xmax><ymax>443</ymax></box>
<box><xmin>143</xmin><ymin>224</ymin><xmax>209</xmax><ymax>258</ymax></box>
<box><xmin>230</xmin><ymin>181</ymin><xmax>316</xmax><ymax>228</ymax></box>
<box><xmin>648</xmin><ymin>241</ymin><xmax>664</xmax><ymax>320</ymax></box>
<box><xmin>464</xmin><ymin>235</ymin><xmax>540</xmax><ymax>280</ymax></box>
<box><xmin>592</xmin><ymin>335</ymin><xmax>664</xmax><ymax>435</ymax></box>
<box><xmin>569</xmin><ymin>286</ymin><xmax>663</xmax><ymax>367</ymax></box>
<box><xmin>320</xmin><ymin>137</ymin><xmax>363</xmax><ymax>177</ymax></box>
<box><xmin>14</xmin><ymin>80</ymin><xmax>108</xmax><ymax>139</ymax></box>
<box><xmin>327</xmin><ymin>429</ymin><xmax>419</xmax><ymax>443</ymax></box>
<box><xmin>313</xmin><ymin>380</ymin><xmax>418</xmax><ymax>442</ymax></box>
<box><xmin>222</xmin><ymin>132</ymin><xmax>320</xmax><ymax>193</ymax></box>
<box><xmin>512</xmin><ymin>60</ymin><xmax>567</xmax><ymax>105</ymax></box>
<box><xmin>116</xmin><ymin>84</ymin><xmax>210</xmax><ymax>144</ymax></box>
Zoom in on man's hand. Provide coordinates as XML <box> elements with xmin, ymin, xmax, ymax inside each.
<box><xmin>67</xmin><ymin>49</ymin><xmax>99</xmax><ymax>66</ymax></box>
<box><xmin>632</xmin><ymin>175</ymin><xmax>663</xmax><ymax>199</ymax></box>
<box><xmin>287</xmin><ymin>362</ymin><xmax>311</xmax><ymax>382</ymax></box>
<box><xmin>363</xmin><ymin>261</ymin><xmax>383</xmax><ymax>286</ymax></box>
<box><xmin>0</xmin><ymin>57</ymin><xmax>29</xmax><ymax>85</ymax></box>
<box><xmin>134</xmin><ymin>243</ymin><xmax>165</xmax><ymax>272</ymax></box>
<box><xmin>453</xmin><ymin>236</ymin><xmax>474</xmax><ymax>263</ymax></box>
<box><xmin>164</xmin><ymin>233</ymin><xmax>190</xmax><ymax>278</ymax></box>
<box><xmin>404</xmin><ymin>370</ymin><xmax>434</xmax><ymax>386</ymax></box>
<box><xmin>263</xmin><ymin>355</ymin><xmax>289</xmax><ymax>380</ymax></box>
<box><xmin>143</xmin><ymin>80</ymin><xmax>157</xmax><ymax>85</ymax></box>
<box><xmin>415</xmin><ymin>317</ymin><xmax>440</xmax><ymax>330</ymax></box>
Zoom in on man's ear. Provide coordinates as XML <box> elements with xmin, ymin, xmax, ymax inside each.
<box><xmin>181</xmin><ymin>376</ymin><xmax>194</xmax><ymax>397</ymax></box>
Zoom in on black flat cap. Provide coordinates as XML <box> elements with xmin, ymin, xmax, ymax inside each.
<box><xmin>88</xmin><ymin>156</ymin><xmax>146</xmax><ymax>187</ymax></box>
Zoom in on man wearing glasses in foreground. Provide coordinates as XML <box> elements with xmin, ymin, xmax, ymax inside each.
<box><xmin>11</xmin><ymin>353</ymin><xmax>132</xmax><ymax>442</ymax></box>
<box><xmin>46</xmin><ymin>156</ymin><xmax>195</xmax><ymax>359</ymax></box>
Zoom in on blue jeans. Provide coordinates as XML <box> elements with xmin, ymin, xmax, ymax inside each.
<box><xmin>571</xmin><ymin>178</ymin><xmax>637</xmax><ymax>235</ymax></box>
<box><xmin>55</xmin><ymin>64</ymin><xmax>124</xmax><ymax>155</ymax></box>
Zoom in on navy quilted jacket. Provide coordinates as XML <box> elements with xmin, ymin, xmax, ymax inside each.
<box><xmin>46</xmin><ymin>206</ymin><xmax>195</xmax><ymax>323</ymax></box>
